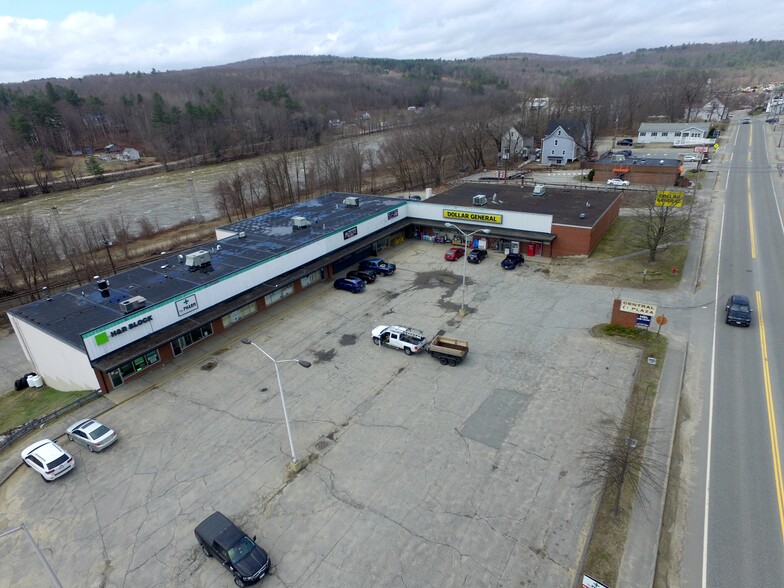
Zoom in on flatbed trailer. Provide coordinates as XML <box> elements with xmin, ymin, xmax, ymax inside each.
<box><xmin>425</xmin><ymin>335</ymin><xmax>469</xmax><ymax>366</ymax></box>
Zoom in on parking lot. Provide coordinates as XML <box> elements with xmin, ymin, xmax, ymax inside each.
<box><xmin>0</xmin><ymin>240</ymin><xmax>641</xmax><ymax>587</ymax></box>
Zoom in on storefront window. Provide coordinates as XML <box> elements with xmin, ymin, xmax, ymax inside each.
<box><xmin>172</xmin><ymin>324</ymin><xmax>214</xmax><ymax>356</ymax></box>
<box><xmin>109</xmin><ymin>350</ymin><xmax>160</xmax><ymax>388</ymax></box>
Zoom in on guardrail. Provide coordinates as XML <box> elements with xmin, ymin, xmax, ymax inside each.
<box><xmin>0</xmin><ymin>389</ymin><xmax>102</xmax><ymax>452</ymax></box>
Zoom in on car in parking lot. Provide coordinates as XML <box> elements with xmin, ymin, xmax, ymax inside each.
<box><xmin>359</xmin><ymin>257</ymin><xmax>396</xmax><ymax>276</ymax></box>
<box><xmin>501</xmin><ymin>252</ymin><xmax>525</xmax><ymax>269</ymax></box>
<box><xmin>766</xmin><ymin>117</ymin><xmax>779</xmax><ymax>123</ymax></box>
<box><xmin>725</xmin><ymin>294</ymin><xmax>752</xmax><ymax>326</ymax></box>
<box><xmin>444</xmin><ymin>247</ymin><xmax>464</xmax><ymax>261</ymax></box>
<box><xmin>194</xmin><ymin>511</ymin><xmax>271</xmax><ymax>586</ymax></box>
<box><xmin>607</xmin><ymin>178</ymin><xmax>630</xmax><ymax>187</ymax></box>
<box><xmin>66</xmin><ymin>418</ymin><xmax>117</xmax><ymax>452</ymax></box>
<box><xmin>21</xmin><ymin>439</ymin><xmax>75</xmax><ymax>481</ymax></box>
<box><xmin>334</xmin><ymin>277</ymin><xmax>365</xmax><ymax>293</ymax></box>
<box><xmin>682</xmin><ymin>155</ymin><xmax>699</xmax><ymax>162</ymax></box>
<box><xmin>467</xmin><ymin>249</ymin><xmax>488</xmax><ymax>264</ymax></box>
<box><xmin>346</xmin><ymin>270</ymin><xmax>376</xmax><ymax>283</ymax></box>
<box><xmin>616</xmin><ymin>138</ymin><xmax>634</xmax><ymax>146</ymax></box>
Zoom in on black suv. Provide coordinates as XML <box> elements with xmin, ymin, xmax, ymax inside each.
<box><xmin>467</xmin><ymin>249</ymin><xmax>488</xmax><ymax>264</ymax></box>
<box><xmin>616</xmin><ymin>138</ymin><xmax>634</xmax><ymax>146</ymax></box>
<box><xmin>725</xmin><ymin>294</ymin><xmax>752</xmax><ymax>327</ymax></box>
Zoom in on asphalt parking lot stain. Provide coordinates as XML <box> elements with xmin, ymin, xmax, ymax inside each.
<box><xmin>339</xmin><ymin>334</ymin><xmax>358</xmax><ymax>345</ymax></box>
<box><xmin>412</xmin><ymin>270</ymin><xmax>467</xmax><ymax>294</ymax></box>
<box><xmin>461</xmin><ymin>388</ymin><xmax>530</xmax><ymax>450</ymax></box>
<box><xmin>313</xmin><ymin>348</ymin><xmax>337</xmax><ymax>363</ymax></box>
<box><xmin>200</xmin><ymin>360</ymin><xmax>218</xmax><ymax>371</ymax></box>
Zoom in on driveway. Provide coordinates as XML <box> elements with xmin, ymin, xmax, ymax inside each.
<box><xmin>0</xmin><ymin>241</ymin><xmax>642</xmax><ymax>587</ymax></box>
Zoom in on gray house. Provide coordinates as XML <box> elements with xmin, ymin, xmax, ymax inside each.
<box><xmin>636</xmin><ymin>123</ymin><xmax>712</xmax><ymax>146</ymax></box>
<box><xmin>500</xmin><ymin>126</ymin><xmax>534</xmax><ymax>161</ymax></box>
<box><xmin>541</xmin><ymin>120</ymin><xmax>588</xmax><ymax>166</ymax></box>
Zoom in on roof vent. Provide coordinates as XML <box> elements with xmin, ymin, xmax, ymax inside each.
<box><xmin>533</xmin><ymin>184</ymin><xmax>545</xmax><ymax>196</ymax></box>
<box><xmin>343</xmin><ymin>196</ymin><xmax>360</xmax><ymax>207</ymax></box>
<box><xmin>185</xmin><ymin>250</ymin><xmax>211</xmax><ymax>271</ymax></box>
<box><xmin>579</xmin><ymin>213</ymin><xmax>587</xmax><ymax>219</ymax></box>
<box><xmin>238</xmin><ymin>231</ymin><xmax>246</xmax><ymax>238</ymax></box>
<box><xmin>291</xmin><ymin>216</ymin><xmax>311</xmax><ymax>229</ymax></box>
<box><xmin>120</xmin><ymin>295</ymin><xmax>147</xmax><ymax>314</ymax></box>
<box><xmin>473</xmin><ymin>194</ymin><xmax>487</xmax><ymax>206</ymax></box>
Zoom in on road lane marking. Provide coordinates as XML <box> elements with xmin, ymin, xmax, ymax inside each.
<box><xmin>748</xmin><ymin>180</ymin><xmax>756</xmax><ymax>259</ymax></box>
<box><xmin>755</xmin><ymin>292</ymin><xmax>784</xmax><ymax>544</ymax></box>
<box><xmin>703</xmin><ymin>205</ymin><xmax>726</xmax><ymax>588</ymax></box>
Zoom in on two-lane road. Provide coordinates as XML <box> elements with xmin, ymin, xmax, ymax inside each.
<box><xmin>704</xmin><ymin>118</ymin><xmax>784</xmax><ymax>586</ymax></box>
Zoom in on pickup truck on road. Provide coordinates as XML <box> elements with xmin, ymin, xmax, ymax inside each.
<box><xmin>372</xmin><ymin>325</ymin><xmax>427</xmax><ymax>355</ymax></box>
<box><xmin>194</xmin><ymin>511</ymin><xmax>270</xmax><ymax>586</ymax></box>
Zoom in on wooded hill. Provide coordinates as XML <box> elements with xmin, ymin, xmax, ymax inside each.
<box><xmin>0</xmin><ymin>39</ymin><xmax>781</xmax><ymax>200</ymax></box>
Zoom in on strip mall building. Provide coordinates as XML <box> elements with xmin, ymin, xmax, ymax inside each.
<box><xmin>8</xmin><ymin>183</ymin><xmax>620</xmax><ymax>393</ymax></box>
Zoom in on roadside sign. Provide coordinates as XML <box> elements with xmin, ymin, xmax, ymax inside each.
<box><xmin>620</xmin><ymin>299</ymin><xmax>657</xmax><ymax>316</ymax></box>
<box><xmin>582</xmin><ymin>574</ymin><xmax>610</xmax><ymax>588</ymax></box>
<box><xmin>636</xmin><ymin>314</ymin><xmax>652</xmax><ymax>329</ymax></box>
<box><xmin>714</xmin><ymin>143</ymin><xmax>720</xmax><ymax>150</ymax></box>
<box><xmin>655</xmin><ymin>190</ymin><xmax>684</xmax><ymax>207</ymax></box>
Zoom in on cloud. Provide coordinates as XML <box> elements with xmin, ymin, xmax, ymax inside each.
<box><xmin>0</xmin><ymin>1</ymin><xmax>782</xmax><ymax>83</ymax></box>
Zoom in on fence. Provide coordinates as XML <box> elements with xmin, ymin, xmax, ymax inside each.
<box><xmin>0</xmin><ymin>389</ymin><xmax>102</xmax><ymax>453</ymax></box>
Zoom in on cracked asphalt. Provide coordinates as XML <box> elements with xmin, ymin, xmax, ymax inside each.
<box><xmin>0</xmin><ymin>240</ymin><xmax>642</xmax><ymax>587</ymax></box>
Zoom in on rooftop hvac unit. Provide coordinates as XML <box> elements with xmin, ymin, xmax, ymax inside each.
<box><xmin>120</xmin><ymin>295</ymin><xmax>147</xmax><ymax>314</ymax></box>
<box><xmin>238</xmin><ymin>231</ymin><xmax>246</xmax><ymax>238</ymax></box>
<box><xmin>185</xmin><ymin>250</ymin><xmax>211</xmax><ymax>270</ymax></box>
<box><xmin>473</xmin><ymin>194</ymin><xmax>487</xmax><ymax>206</ymax></box>
<box><xmin>532</xmin><ymin>184</ymin><xmax>545</xmax><ymax>196</ymax></box>
<box><xmin>291</xmin><ymin>216</ymin><xmax>311</xmax><ymax>229</ymax></box>
<box><xmin>343</xmin><ymin>196</ymin><xmax>360</xmax><ymax>207</ymax></box>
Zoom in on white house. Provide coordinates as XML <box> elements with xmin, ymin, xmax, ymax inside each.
<box><xmin>541</xmin><ymin>120</ymin><xmax>588</xmax><ymax>166</ymax></box>
<box><xmin>767</xmin><ymin>95</ymin><xmax>784</xmax><ymax>116</ymax></box>
<box><xmin>500</xmin><ymin>127</ymin><xmax>534</xmax><ymax>161</ymax></box>
<box><xmin>636</xmin><ymin>123</ymin><xmax>712</xmax><ymax>146</ymax></box>
<box><xmin>120</xmin><ymin>147</ymin><xmax>141</xmax><ymax>161</ymax></box>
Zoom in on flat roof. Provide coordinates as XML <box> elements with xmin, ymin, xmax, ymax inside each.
<box><xmin>10</xmin><ymin>192</ymin><xmax>404</xmax><ymax>348</ymax></box>
<box><xmin>427</xmin><ymin>182</ymin><xmax>621</xmax><ymax>228</ymax></box>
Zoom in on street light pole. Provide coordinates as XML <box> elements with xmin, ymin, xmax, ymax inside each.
<box><xmin>241</xmin><ymin>338</ymin><xmax>311</xmax><ymax>464</ymax></box>
<box><xmin>444</xmin><ymin>223</ymin><xmax>491</xmax><ymax>315</ymax></box>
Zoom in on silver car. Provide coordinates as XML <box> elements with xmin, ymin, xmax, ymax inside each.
<box><xmin>66</xmin><ymin>418</ymin><xmax>117</xmax><ymax>452</ymax></box>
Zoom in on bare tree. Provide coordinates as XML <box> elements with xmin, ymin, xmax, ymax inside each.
<box><xmin>580</xmin><ymin>402</ymin><xmax>667</xmax><ymax>516</ymax></box>
<box><xmin>626</xmin><ymin>187</ymin><xmax>704</xmax><ymax>262</ymax></box>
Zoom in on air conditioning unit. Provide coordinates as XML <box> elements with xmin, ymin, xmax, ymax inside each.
<box><xmin>343</xmin><ymin>196</ymin><xmax>360</xmax><ymax>207</ymax></box>
<box><xmin>119</xmin><ymin>295</ymin><xmax>147</xmax><ymax>314</ymax></box>
<box><xmin>532</xmin><ymin>184</ymin><xmax>545</xmax><ymax>196</ymax></box>
<box><xmin>238</xmin><ymin>231</ymin><xmax>247</xmax><ymax>238</ymax></box>
<box><xmin>185</xmin><ymin>250</ymin><xmax>211</xmax><ymax>270</ymax></box>
<box><xmin>473</xmin><ymin>194</ymin><xmax>487</xmax><ymax>206</ymax></box>
<box><xmin>291</xmin><ymin>216</ymin><xmax>311</xmax><ymax>229</ymax></box>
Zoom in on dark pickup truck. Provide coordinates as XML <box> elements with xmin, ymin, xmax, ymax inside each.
<box><xmin>194</xmin><ymin>511</ymin><xmax>270</xmax><ymax>586</ymax></box>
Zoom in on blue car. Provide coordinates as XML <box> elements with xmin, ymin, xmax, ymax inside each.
<box><xmin>334</xmin><ymin>277</ymin><xmax>365</xmax><ymax>293</ymax></box>
<box><xmin>501</xmin><ymin>253</ymin><xmax>525</xmax><ymax>269</ymax></box>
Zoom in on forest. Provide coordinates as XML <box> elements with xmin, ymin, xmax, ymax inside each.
<box><xmin>0</xmin><ymin>39</ymin><xmax>782</xmax><ymax>308</ymax></box>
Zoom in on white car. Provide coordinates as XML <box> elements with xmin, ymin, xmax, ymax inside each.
<box><xmin>682</xmin><ymin>155</ymin><xmax>699</xmax><ymax>162</ymax></box>
<box><xmin>21</xmin><ymin>439</ymin><xmax>75</xmax><ymax>481</ymax></box>
<box><xmin>67</xmin><ymin>418</ymin><xmax>117</xmax><ymax>452</ymax></box>
<box><xmin>607</xmin><ymin>178</ymin><xmax>630</xmax><ymax>187</ymax></box>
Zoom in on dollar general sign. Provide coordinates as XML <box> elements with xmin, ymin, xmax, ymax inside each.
<box><xmin>655</xmin><ymin>191</ymin><xmax>684</xmax><ymax>208</ymax></box>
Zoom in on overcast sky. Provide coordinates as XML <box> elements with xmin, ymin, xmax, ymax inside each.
<box><xmin>1</xmin><ymin>0</ymin><xmax>782</xmax><ymax>84</ymax></box>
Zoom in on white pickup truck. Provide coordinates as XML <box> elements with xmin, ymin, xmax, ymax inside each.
<box><xmin>371</xmin><ymin>325</ymin><xmax>427</xmax><ymax>355</ymax></box>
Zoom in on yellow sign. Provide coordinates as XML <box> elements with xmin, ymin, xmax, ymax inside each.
<box><xmin>714</xmin><ymin>143</ymin><xmax>719</xmax><ymax>150</ymax></box>
<box><xmin>655</xmin><ymin>191</ymin><xmax>684</xmax><ymax>208</ymax></box>
<box><xmin>443</xmin><ymin>210</ymin><xmax>503</xmax><ymax>224</ymax></box>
